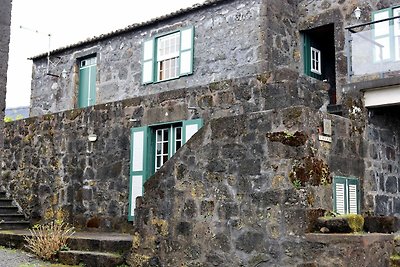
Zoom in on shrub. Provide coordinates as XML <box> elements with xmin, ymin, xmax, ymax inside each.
<box><xmin>23</xmin><ymin>220</ymin><xmax>75</xmax><ymax>260</ymax></box>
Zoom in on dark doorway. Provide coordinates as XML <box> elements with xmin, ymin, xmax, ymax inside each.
<box><xmin>302</xmin><ymin>24</ymin><xmax>336</xmax><ymax>104</ymax></box>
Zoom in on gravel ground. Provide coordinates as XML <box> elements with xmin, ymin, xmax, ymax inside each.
<box><xmin>0</xmin><ymin>248</ymin><xmax>74</xmax><ymax>267</ymax></box>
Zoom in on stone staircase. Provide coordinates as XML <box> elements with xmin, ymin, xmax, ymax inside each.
<box><xmin>0</xmin><ymin>191</ymin><xmax>30</xmax><ymax>230</ymax></box>
<box><xmin>59</xmin><ymin>232</ymin><xmax>132</xmax><ymax>266</ymax></box>
<box><xmin>0</xmin><ymin>230</ymin><xmax>132</xmax><ymax>267</ymax></box>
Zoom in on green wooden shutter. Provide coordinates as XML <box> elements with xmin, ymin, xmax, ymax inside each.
<box><xmin>333</xmin><ymin>177</ymin><xmax>347</xmax><ymax>215</ymax></box>
<box><xmin>303</xmin><ymin>33</ymin><xmax>311</xmax><ymax>76</ymax></box>
<box><xmin>142</xmin><ymin>38</ymin><xmax>155</xmax><ymax>84</ymax></box>
<box><xmin>182</xmin><ymin>118</ymin><xmax>203</xmax><ymax>143</ymax></box>
<box><xmin>333</xmin><ymin>176</ymin><xmax>360</xmax><ymax>215</ymax></box>
<box><xmin>179</xmin><ymin>26</ymin><xmax>194</xmax><ymax>76</ymax></box>
<box><xmin>78</xmin><ymin>64</ymin><xmax>96</xmax><ymax>108</ymax></box>
<box><xmin>129</xmin><ymin>126</ymin><xmax>150</xmax><ymax>221</ymax></box>
<box><xmin>347</xmin><ymin>178</ymin><xmax>359</xmax><ymax>214</ymax></box>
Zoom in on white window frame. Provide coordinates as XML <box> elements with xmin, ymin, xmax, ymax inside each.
<box><xmin>310</xmin><ymin>47</ymin><xmax>322</xmax><ymax>75</ymax></box>
<box><xmin>157</xmin><ymin>32</ymin><xmax>180</xmax><ymax>81</ymax></box>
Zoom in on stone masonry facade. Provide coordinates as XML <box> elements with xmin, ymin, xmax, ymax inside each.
<box><xmin>2</xmin><ymin>0</ymin><xmax>400</xmax><ymax>265</ymax></box>
<box><xmin>0</xmin><ymin>0</ymin><xmax>12</xmax><ymax>175</ymax></box>
<box><xmin>129</xmin><ymin>106</ymin><xmax>389</xmax><ymax>266</ymax></box>
<box><xmin>1</xmin><ymin>72</ymin><xmax>327</xmax><ymax>230</ymax></box>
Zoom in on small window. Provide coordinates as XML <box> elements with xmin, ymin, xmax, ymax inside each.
<box><xmin>333</xmin><ymin>176</ymin><xmax>360</xmax><ymax>215</ymax></box>
<box><xmin>311</xmin><ymin>47</ymin><xmax>321</xmax><ymax>75</ymax></box>
<box><xmin>142</xmin><ymin>26</ymin><xmax>194</xmax><ymax>84</ymax></box>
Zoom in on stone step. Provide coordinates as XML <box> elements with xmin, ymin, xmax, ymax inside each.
<box><xmin>0</xmin><ymin>206</ymin><xmax>19</xmax><ymax>214</ymax></box>
<box><xmin>0</xmin><ymin>198</ymin><xmax>14</xmax><ymax>207</ymax></box>
<box><xmin>0</xmin><ymin>214</ymin><xmax>26</xmax><ymax>221</ymax></box>
<box><xmin>58</xmin><ymin>250</ymin><xmax>125</xmax><ymax>267</ymax></box>
<box><xmin>0</xmin><ymin>221</ymin><xmax>30</xmax><ymax>230</ymax></box>
<box><xmin>66</xmin><ymin>234</ymin><xmax>132</xmax><ymax>254</ymax></box>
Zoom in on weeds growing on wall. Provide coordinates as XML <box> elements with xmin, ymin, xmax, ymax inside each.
<box><xmin>23</xmin><ymin>220</ymin><xmax>75</xmax><ymax>260</ymax></box>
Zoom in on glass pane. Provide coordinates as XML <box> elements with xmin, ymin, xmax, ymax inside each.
<box><xmin>176</xmin><ymin>141</ymin><xmax>181</xmax><ymax>151</ymax></box>
<box><xmin>163</xmin><ymin>129</ymin><xmax>169</xmax><ymax>141</ymax></box>
<box><xmin>156</xmin><ymin>143</ymin><xmax>161</xmax><ymax>154</ymax></box>
<box><xmin>163</xmin><ymin>142</ymin><xmax>169</xmax><ymax>153</ymax></box>
<box><xmin>176</xmin><ymin>127</ymin><xmax>181</xmax><ymax>139</ymax></box>
<box><xmin>156</xmin><ymin>130</ymin><xmax>162</xmax><ymax>141</ymax></box>
<box><xmin>163</xmin><ymin>155</ymin><xmax>168</xmax><ymax>163</ymax></box>
<box><xmin>156</xmin><ymin>156</ymin><xmax>161</xmax><ymax>168</ymax></box>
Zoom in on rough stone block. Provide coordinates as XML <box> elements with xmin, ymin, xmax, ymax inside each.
<box><xmin>364</xmin><ymin>216</ymin><xmax>398</xmax><ymax>233</ymax></box>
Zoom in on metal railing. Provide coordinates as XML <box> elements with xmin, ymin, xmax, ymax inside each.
<box><xmin>346</xmin><ymin>15</ymin><xmax>400</xmax><ymax>83</ymax></box>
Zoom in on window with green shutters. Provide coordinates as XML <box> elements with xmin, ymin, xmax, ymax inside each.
<box><xmin>333</xmin><ymin>176</ymin><xmax>360</xmax><ymax>215</ymax></box>
<box><xmin>142</xmin><ymin>26</ymin><xmax>194</xmax><ymax>84</ymax></box>
<box><xmin>78</xmin><ymin>56</ymin><xmax>97</xmax><ymax>108</ymax></box>
<box><xmin>128</xmin><ymin>119</ymin><xmax>202</xmax><ymax>220</ymax></box>
<box><xmin>372</xmin><ymin>7</ymin><xmax>400</xmax><ymax>62</ymax></box>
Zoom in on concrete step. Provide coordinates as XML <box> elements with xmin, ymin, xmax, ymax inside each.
<box><xmin>58</xmin><ymin>250</ymin><xmax>125</xmax><ymax>267</ymax></box>
<box><xmin>0</xmin><ymin>198</ymin><xmax>14</xmax><ymax>206</ymax></box>
<box><xmin>0</xmin><ymin>206</ymin><xmax>19</xmax><ymax>214</ymax></box>
<box><xmin>0</xmin><ymin>214</ymin><xmax>26</xmax><ymax>221</ymax></box>
<box><xmin>0</xmin><ymin>221</ymin><xmax>30</xmax><ymax>230</ymax></box>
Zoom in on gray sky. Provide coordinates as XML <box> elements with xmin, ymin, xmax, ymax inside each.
<box><xmin>6</xmin><ymin>0</ymin><xmax>206</xmax><ymax>108</ymax></box>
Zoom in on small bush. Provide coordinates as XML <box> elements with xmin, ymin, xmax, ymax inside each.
<box><xmin>23</xmin><ymin>220</ymin><xmax>75</xmax><ymax>260</ymax></box>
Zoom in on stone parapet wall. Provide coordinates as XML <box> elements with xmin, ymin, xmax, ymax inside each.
<box><xmin>1</xmin><ymin>73</ymin><xmax>328</xmax><ymax>231</ymax></box>
<box><xmin>130</xmin><ymin>106</ymin><xmax>366</xmax><ymax>266</ymax></box>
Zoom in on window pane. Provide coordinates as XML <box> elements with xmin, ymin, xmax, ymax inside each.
<box><xmin>156</xmin><ymin>156</ymin><xmax>161</xmax><ymax>168</ymax></box>
<box><xmin>163</xmin><ymin>142</ymin><xmax>169</xmax><ymax>153</ymax></box>
<box><xmin>176</xmin><ymin>141</ymin><xmax>182</xmax><ymax>151</ymax></box>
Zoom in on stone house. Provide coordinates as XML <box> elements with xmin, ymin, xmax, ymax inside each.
<box><xmin>2</xmin><ymin>0</ymin><xmax>400</xmax><ymax>265</ymax></box>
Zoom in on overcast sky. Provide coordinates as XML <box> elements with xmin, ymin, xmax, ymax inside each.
<box><xmin>6</xmin><ymin>0</ymin><xmax>206</xmax><ymax>108</ymax></box>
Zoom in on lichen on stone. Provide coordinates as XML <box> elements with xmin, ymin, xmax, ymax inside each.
<box><xmin>266</xmin><ymin>131</ymin><xmax>308</xmax><ymax>147</ymax></box>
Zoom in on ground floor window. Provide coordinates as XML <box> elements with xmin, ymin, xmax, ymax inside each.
<box><xmin>333</xmin><ymin>176</ymin><xmax>360</xmax><ymax>215</ymax></box>
<box><xmin>128</xmin><ymin>119</ymin><xmax>203</xmax><ymax>220</ymax></box>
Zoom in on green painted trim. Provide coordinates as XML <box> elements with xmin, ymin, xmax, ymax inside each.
<box><xmin>128</xmin><ymin>126</ymin><xmax>150</xmax><ymax>221</ymax></box>
<box><xmin>78</xmin><ymin>62</ymin><xmax>96</xmax><ymax>108</ymax></box>
<box><xmin>142</xmin><ymin>38</ymin><xmax>155</xmax><ymax>84</ymax></box>
<box><xmin>182</xmin><ymin>118</ymin><xmax>203</xmax><ymax>143</ymax></box>
<box><xmin>179</xmin><ymin>26</ymin><xmax>195</xmax><ymax>76</ymax></box>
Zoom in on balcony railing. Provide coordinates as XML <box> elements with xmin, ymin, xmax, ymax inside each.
<box><xmin>346</xmin><ymin>15</ymin><xmax>400</xmax><ymax>83</ymax></box>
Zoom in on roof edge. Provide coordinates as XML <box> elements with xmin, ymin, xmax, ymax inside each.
<box><xmin>29</xmin><ymin>0</ymin><xmax>232</xmax><ymax>60</ymax></box>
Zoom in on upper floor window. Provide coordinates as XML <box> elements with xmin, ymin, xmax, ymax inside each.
<box><xmin>372</xmin><ymin>7</ymin><xmax>400</xmax><ymax>62</ymax></box>
<box><xmin>142</xmin><ymin>26</ymin><xmax>194</xmax><ymax>84</ymax></box>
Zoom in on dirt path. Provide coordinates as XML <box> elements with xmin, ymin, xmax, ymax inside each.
<box><xmin>0</xmin><ymin>247</ymin><xmax>74</xmax><ymax>267</ymax></box>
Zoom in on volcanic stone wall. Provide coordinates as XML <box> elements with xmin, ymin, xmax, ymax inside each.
<box><xmin>129</xmin><ymin>106</ymin><xmax>370</xmax><ymax>266</ymax></box>
<box><xmin>1</xmin><ymin>73</ymin><xmax>328</xmax><ymax>230</ymax></box>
